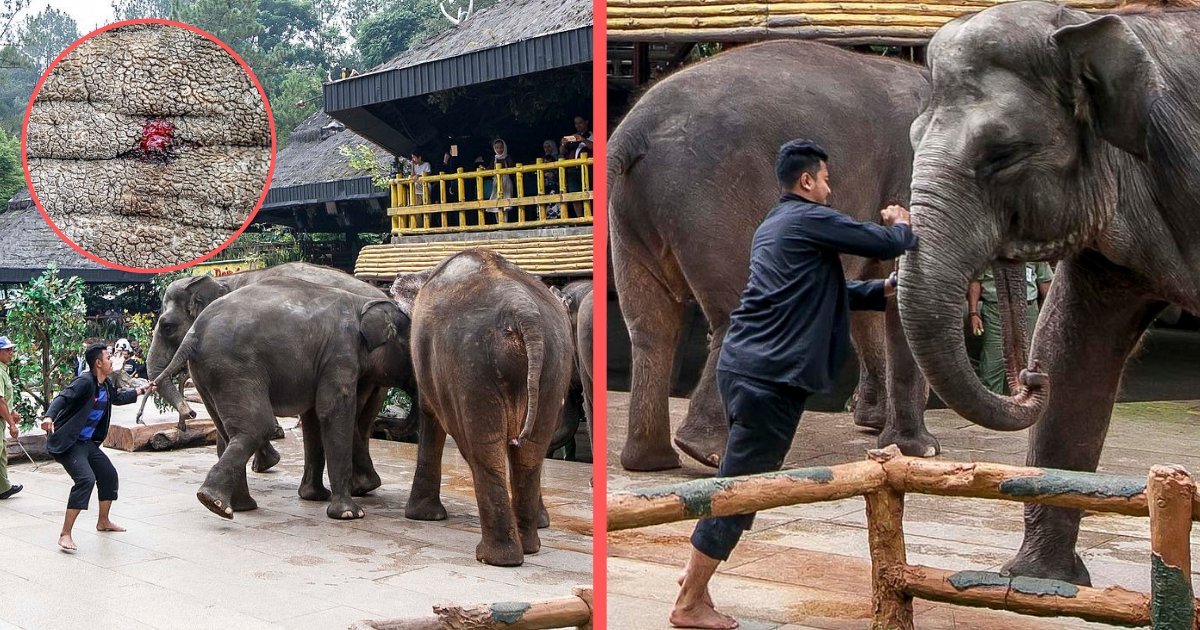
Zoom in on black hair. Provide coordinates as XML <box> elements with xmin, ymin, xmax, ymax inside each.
<box><xmin>776</xmin><ymin>139</ymin><xmax>829</xmax><ymax>189</ymax></box>
<box><xmin>85</xmin><ymin>342</ymin><xmax>108</xmax><ymax>372</ymax></box>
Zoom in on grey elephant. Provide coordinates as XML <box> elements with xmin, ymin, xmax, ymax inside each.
<box><xmin>146</xmin><ymin>262</ymin><xmax>405</xmax><ymax>490</ymax></box>
<box><xmin>901</xmin><ymin>1</ymin><xmax>1200</xmax><ymax>584</ymax></box>
<box><xmin>609</xmin><ymin>40</ymin><xmax>933</xmax><ymax>471</ymax></box>
<box><xmin>402</xmin><ymin>250</ymin><xmax>573</xmax><ymax>566</ymax></box>
<box><xmin>548</xmin><ymin>280</ymin><xmax>595</xmax><ymax>460</ymax></box>
<box><xmin>156</xmin><ymin>278</ymin><xmax>413</xmax><ymax>519</ymax></box>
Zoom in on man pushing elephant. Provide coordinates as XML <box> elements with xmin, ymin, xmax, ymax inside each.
<box><xmin>670</xmin><ymin>140</ymin><xmax>919</xmax><ymax>629</ymax></box>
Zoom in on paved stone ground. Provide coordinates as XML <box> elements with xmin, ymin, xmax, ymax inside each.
<box><xmin>607</xmin><ymin>391</ymin><xmax>1200</xmax><ymax>629</ymax></box>
<box><xmin>0</xmin><ymin>400</ymin><xmax>593</xmax><ymax>630</ymax></box>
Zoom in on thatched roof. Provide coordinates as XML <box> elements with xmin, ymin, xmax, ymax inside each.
<box><xmin>0</xmin><ymin>193</ymin><xmax>150</xmax><ymax>283</ymax></box>
<box><xmin>270</xmin><ymin>110</ymin><xmax>391</xmax><ymax>188</ymax></box>
<box><xmin>372</xmin><ymin>0</ymin><xmax>592</xmax><ymax>75</ymax></box>
<box><xmin>607</xmin><ymin>0</ymin><xmax>1125</xmax><ymax>44</ymax></box>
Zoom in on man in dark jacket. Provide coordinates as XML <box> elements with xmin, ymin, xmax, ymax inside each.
<box><xmin>670</xmin><ymin>140</ymin><xmax>918</xmax><ymax>629</ymax></box>
<box><xmin>40</xmin><ymin>343</ymin><xmax>155</xmax><ymax>551</ymax></box>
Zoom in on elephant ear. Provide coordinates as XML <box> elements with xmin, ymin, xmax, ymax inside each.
<box><xmin>183</xmin><ymin>276</ymin><xmax>229</xmax><ymax>319</ymax></box>
<box><xmin>360</xmin><ymin>300</ymin><xmax>407</xmax><ymax>351</ymax></box>
<box><xmin>1053</xmin><ymin>14</ymin><xmax>1165</xmax><ymax>159</ymax></box>
<box><xmin>549</xmin><ymin>286</ymin><xmax>572</xmax><ymax>310</ymax></box>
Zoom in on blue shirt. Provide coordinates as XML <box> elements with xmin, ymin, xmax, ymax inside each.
<box><xmin>718</xmin><ymin>194</ymin><xmax>918</xmax><ymax>393</ymax></box>
<box><xmin>79</xmin><ymin>387</ymin><xmax>107</xmax><ymax>440</ymax></box>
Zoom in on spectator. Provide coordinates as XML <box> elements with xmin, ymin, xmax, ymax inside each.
<box><xmin>41</xmin><ymin>343</ymin><xmax>156</xmax><ymax>551</ymax></box>
<box><xmin>0</xmin><ymin>336</ymin><xmax>23</xmax><ymax>500</ymax></box>
<box><xmin>559</xmin><ymin>115</ymin><xmax>594</xmax><ymax>218</ymax></box>
<box><xmin>541</xmin><ymin>140</ymin><xmax>562</xmax><ymax>219</ymax></box>
<box><xmin>967</xmin><ymin>263</ymin><xmax>1053</xmax><ymax>394</ymax></box>
<box><xmin>410</xmin><ymin>151</ymin><xmax>432</xmax><ymax>204</ymax></box>
<box><xmin>489</xmin><ymin>139</ymin><xmax>516</xmax><ymax>222</ymax></box>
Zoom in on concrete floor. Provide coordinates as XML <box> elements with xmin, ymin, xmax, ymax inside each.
<box><xmin>606</xmin><ymin>391</ymin><xmax>1200</xmax><ymax>629</ymax></box>
<box><xmin>0</xmin><ymin>400</ymin><xmax>594</xmax><ymax>630</ymax></box>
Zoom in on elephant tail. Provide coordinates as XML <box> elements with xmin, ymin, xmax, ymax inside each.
<box><xmin>511</xmin><ymin>311</ymin><xmax>546</xmax><ymax>450</ymax></box>
<box><xmin>153</xmin><ymin>332</ymin><xmax>195</xmax><ymax>389</ymax></box>
<box><xmin>607</xmin><ymin>121</ymin><xmax>646</xmax><ymax>180</ymax></box>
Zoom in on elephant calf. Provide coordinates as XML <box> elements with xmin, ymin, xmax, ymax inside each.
<box><xmin>157</xmin><ymin>278</ymin><xmax>413</xmax><ymax>520</ymax></box>
<box><xmin>405</xmin><ymin>250</ymin><xmax>573</xmax><ymax>566</ymax></box>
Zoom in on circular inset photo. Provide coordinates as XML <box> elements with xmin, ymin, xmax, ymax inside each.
<box><xmin>22</xmin><ymin>19</ymin><xmax>275</xmax><ymax>272</ymax></box>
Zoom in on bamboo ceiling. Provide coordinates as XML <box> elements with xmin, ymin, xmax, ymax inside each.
<box><xmin>607</xmin><ymin>0</ymin><xmax>1125</xmax><ymax>44</ymax></box>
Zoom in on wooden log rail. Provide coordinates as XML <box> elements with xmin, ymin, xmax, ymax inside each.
<box><xmin>606</xmin><ymin>446</ymin><xmax>1199</xmax><ymax>628</ymax></box>
<box><xmin>389</xmin><ymin>156</ymin><xmax>593</xmax><ymax>236</ymax></box>
<box><xmin>348</xmin><ymin>587</ymin><xmax>593</xmax><ymax>630</ymax></box>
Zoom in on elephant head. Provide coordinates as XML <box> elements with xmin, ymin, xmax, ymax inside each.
<box><xmin>900</xmin><ymin>3</ymin><xmax>1163</xmax><ymax>430</ymax></box>
<box><xmin>389</xmin><ymin>268</ymin><xmax>437</xmax><ymax>315</ymax></box>
<box><xmin>145</xmin><ymin>275</ymin><xmax>230</xmax><ymax>423</ymax></box>
<box><xmin>359</xmin><ymin>299</ymin><xmax>413</xmax><ymax>382</ymax></box>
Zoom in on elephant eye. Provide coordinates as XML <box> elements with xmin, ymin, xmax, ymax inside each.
<box><xmin>975</xmin><ymin>142</ymin><xmax>1034</xmax><ymax>179</ymax></box>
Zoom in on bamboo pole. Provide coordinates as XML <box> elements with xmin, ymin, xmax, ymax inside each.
<box><xmin>866</xmin><ymin>449</ymin><xmax>912</xmax><ymax>630</ymax></box>
<box><xmin>347</xmin><ymin>590</ymin><xmax>593</xmax><ymax>630</ymax></box>
<box><xmin>1147</xmin><ymin>465</ymin><xmax>1195</xmax><ymax>630</ymax></box>
<box><xmin>899</xmin><ymin>565</ymin><xmax>1155</xmax><ymax>627</ymax></box>
<box><xmin>607</xmin><ymin>459</ymin><xmax>886</xmax><ymax>531</ymax></box>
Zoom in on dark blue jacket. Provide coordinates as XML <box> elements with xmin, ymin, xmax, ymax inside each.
<box><xmin>44</xmin><ymin>373</ymin><xmax>138</xmax><ymax>455</ymax></box>
<box><xmin>718</xmin><ymin>193</ymin><xmax>918</xmax><ymax>393</ymax></box>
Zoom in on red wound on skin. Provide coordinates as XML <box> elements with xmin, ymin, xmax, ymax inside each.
<box><xmin>139</xmin><ymin>119</ymin><xmax>174</xmax><ymax>155</ymax></box>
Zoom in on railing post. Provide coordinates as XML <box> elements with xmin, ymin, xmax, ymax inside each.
<box><xmin>536</xmin><ymin>158</ymin><xmax>547</xmax><ymax>221</ymax></box>
<box><xmin>580</xmin><ymin>153</ymin><xmax>592</xmax><ymax>218</ymax></box>
<box><xmin>1147</xmin><ymin>464</ymin><xmax>1194</xmax><ymax>630</ymax></box>
<box><xmin>866</xmin><ymin>449</ymin><xmax>912</xmax><ymax>630</ymax></box>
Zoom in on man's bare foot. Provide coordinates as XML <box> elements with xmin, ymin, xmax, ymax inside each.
<box><xmin>96</xmin><ymin>521</ymin><xmax>126</xmax><ymax>532</ymax></box>
<box><xmin>669</xmin><ymin>602</ymin><xmax>739</xmax><ymax>629</ymax></box>
<box><xmin>678</xmin><ymin>572</ymin><xmax>715</xmax><ymax>608</ymax></box>
<box><xmin>58</xmin><ymin>534</ymin><xmax>77</xmax><ymax>551</ymax></box>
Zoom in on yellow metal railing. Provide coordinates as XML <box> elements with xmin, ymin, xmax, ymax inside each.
<box><xmin>388</xmin><ymin>155</ymin><xmax>593</xmax><ymax>236</ymax></box>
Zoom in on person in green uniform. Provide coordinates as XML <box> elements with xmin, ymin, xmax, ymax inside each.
<box><xmin>967</xmin><ymin>263</ymin><xmax>1053</xmax><ymax>394</ymax></box>
<box><xmin>0</xmin><ymin>337</ymin><xmax>23</xmax><ymax>499</ymax></box>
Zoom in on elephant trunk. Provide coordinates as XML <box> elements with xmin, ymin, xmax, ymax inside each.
<box><xmin>145</xmin><ymin>333</ymin><xmax>194</xmax><ymax>424</ymax></box>
<box><xmin>899</xmin><ymin>180</ymin><xmax>1049</xmax><ymax>431</ymax></box>
<box><xmin>992</xmin><ymin>261</ymin><xmax>1034</xmax><ymax>392</ymax></box>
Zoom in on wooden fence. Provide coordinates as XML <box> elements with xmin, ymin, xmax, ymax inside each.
<box><xmin>607</xmin><ymin>445</ymin><xmax>1198</xmax><ymax>629</ymax></box>
<box><xmin>348</xmin><ymin>587</ymin><xmax>593</xmax><ymax>630</ymax></box>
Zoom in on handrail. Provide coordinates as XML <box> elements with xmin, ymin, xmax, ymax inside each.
<box><xmin>389</xmin><ymin>155</ymin><xmax>593</xmax><ymax>237</ymax></box>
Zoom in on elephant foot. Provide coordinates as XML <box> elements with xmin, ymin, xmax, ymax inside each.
<box><xmin>251</xmin><ymin>443</ymin><xmax>281</xmax><ymax>473</ymax></box>
<box><xmin>405</xmin><ymin>496</ymin><xmax>448</xmax><ymax>521</ymax></box>
<box><xmin>879</xmin><ymin>426</ymin><xmax>940</xmax><ymax>458</ymax></box>
<box><xmin>326</xmin><ymin>497</ymin><xmax>365</xmax><ymax>520</ymax></box>
<box><xmin>673</xmin><ymin>422</ymin><xmax>726</xmax><ymax>469</ymax></box>
<box><xmin>231</xmin><ymin>494</ymin><xmax>258</xmax><ymax>512</ymax></box>
<box><xmin>196</xmin><ymin>487</ymin><xmax>234</xmax><ymax>519</ymax></box>
<box><xmin>298</xmin><ymin>482</ymin><xmax>331</xmax><ymax>502</ymax></box>
<box><xmin>351</xmin><ymin>471</ymin><xmax>383</xmax><ymax>497</ymax></box>
<box><xmin>538</xmin><ymin>505</ymin><xmax>550</xmax><ymax>529</ymax></box>
<box><xmin>1001</xmin><ymin>549</ymin><xmax>1092</xmax><ymax>587</ymax></box>
<box><xmin>477</xmin><ymin>538</ymin><xmax>524</xmax><ymax>567</ymax></box>
<box><xmin>271</xmin><ymin>423</ymin><xmax>285</xmax><ymax>440</ymax></box>
<box><xmin>520</xmin><ymin>530</ymin><xmax>541</xmax><ymax>555</ymax></box>
<box><xmin>620</xmin><ymin>441</ymin><xmax>681</xmax><ymax>472</ymax></box>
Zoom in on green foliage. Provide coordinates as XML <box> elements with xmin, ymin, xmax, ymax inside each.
<box><xmin>354</xmin><ymin>0</ymin><xmax>442</xmax><ymax>68</ymax></box>
<box><xmin>0</xmin><ymin>127</ymin><xmax>21</xmax><ymax>202</ymax></box>
<box><xmin>5</xmin><ymin>264</ymin><xmax>86</xmax><ymax>429</ymax></box>
<box><xmin>270</xmin><ymin>68</ymin><xmax>323</xmax><ymax>145</ymax></box>
<box><xmin>17</xmin><ymin>6</ymin><xmax>79</xmax><ymax>74</ymax></box>
<box><xmin>339</xmin><ymin>143</ymin><xmax>392</xmax><ymax>190</ymax></box>
<box><xmin>383</xmin><ymin>387</ymin><xmax>411</xmax><ymax>416</ymax></box>
<box><xmin>126</xmin><ymin>312</ymin><xmax>154</xmax><ymax>349</ymax></box>
<box><xmin>111</xmin><ymin>0</ymin><xmax>173</xmax><ymax>20</ymax></box>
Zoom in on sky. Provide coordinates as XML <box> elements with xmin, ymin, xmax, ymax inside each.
<box><xmin>19</xmin><ymin>0</ymin><xmax>118</xmax><ymax>35</ymax></box>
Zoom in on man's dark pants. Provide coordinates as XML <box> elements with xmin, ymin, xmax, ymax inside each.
<box><xmin>53</xmin><ymin>440</ymin><xmax>118</xmax><ymax>510</ymax></box>
<box><xmin>691</xmin><ymin>370</ymin><xmax>809</xmax><ymax>561</ymax></box>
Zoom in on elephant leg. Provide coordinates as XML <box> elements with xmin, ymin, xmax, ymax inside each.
<box><xmin>351</xmin><ymin>384</ymin><xmax>385</xmax><ymax>496</ymax></box>
<box><xmin>1001</xmin><ymin>256</ymin><xmax>1163</xmax><ymax>585</ymax></box>
<box><xmin>467</xmin><ymin>442</ymin><xmax>523</xmax><ymax>566</ymax></box>
<box><xmin>510</xmin><ymin>447</ymin><xmax>546</xmax><ymax>554</ymax></box>
<box><xmin>878</xmin><ymin>300</ymin><xmax>938</xmax><ymax>457</ymax></box>
<box><xmin>616</xmin><ymin>255</ymin><xmax>686</xmax><ymax>471</ymax></box>
<box><xmin>538</xmin><ymin>493</ymin><xmax>550</xmax><ymax>529</ymax></box>
<box><xmin>674</xmin><ymin>321</ymin><xmax>729</xmax><ymax>469</ymax></box>
<box><xmin>197</xmin><ymin>411</ymin><xmax>270</xmax><ymax>519</ymax></box>
<box><xmin>205</xmin><ymin>403</ymin><xmax>256</xmax><ymax>511</ymax></box>
<box><xmin>297</xmin><ymin>409</ymin><xmax>330</xmax><ymax>501</ymax></box>
<box><xmin>317</xmin><ymin>386</ymin><xmax>364</xmax><ymax>520</ymax></box>
<box><xmin>849</xmin><ymin>310</ymin><xmax>889</xmax><ymax>432</ymax></box>
<box><xmin>251</xmin><ymin>441</ymin><xmax>281</xmax><ymax>474</ymax></box>
<box><xmin>405</xmin><ymin>408</ymin><xmax>448</xmax><ymax>521</ymax></box>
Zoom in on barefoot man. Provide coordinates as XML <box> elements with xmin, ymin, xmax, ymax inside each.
<box><xmin>41</xmin><ymin>343</ymin><xmax>155</xmax><ymax>551</ymax></box>
<box><xmin>670</xmin><ymin>140</ymin><xmax>918</xmax><ymax>628</ymax></box>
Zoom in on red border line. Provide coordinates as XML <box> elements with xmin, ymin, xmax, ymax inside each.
<box><xmin>20</xmin><ymin>18</ymin><xmax>278</xmax><ymax>274</ymax></box>
<box><xmin>591</xmin><ymin>1</ymin><xmax>609</xmax><ymax>627</ymax></box>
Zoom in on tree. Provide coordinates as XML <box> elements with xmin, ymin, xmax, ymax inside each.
<box><xmin>354</xmin><ymin>0</ymin><xmax>441</xmax><ymax>68</ymax></box>
<box><xmin>110</xmin><ymin>0</ymin><xmax>175</xmax><ymax>20</ymax></box>
<box><xmin>5</xmin><ymin>264</ymin><xmax>87</xmax><ymax>429</ymax></box>
<box><xmin>17</xmin><ymin>7</ymin><xmax>79</xmax><ymax>75</ymax></box>
<box><xmin>0</xmin><ymin>127</ymin><xmax>21</xmax><ymax>203</ymax></box>
<box><xmin>271</xmin><ymin>68</ymin><xmax>323</xmax><ymax>141</ymax></box>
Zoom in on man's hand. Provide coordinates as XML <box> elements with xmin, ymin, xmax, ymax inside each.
<box><xmin>884</xmin><ymin>272</ymin><xmax>898</xmax><ymax>298</ymax></box>
<box><xmin>970</xmin><ymin>313</ymin><xmax>984</xmax><ymax>336</ymax></box>
<box><xmin>41</xmin><ymin>417</ymin><xmax>53</xmax><ymax>434</ymax></box>
<box><xmin>881</xmin><ymin>204</ymin><xmax>911</xmax><ymax>226</ymax></box>
<box><xmin>7</xmin><ymin>423</ymin><xmax>17</xmax><ymax>439</ymax></box>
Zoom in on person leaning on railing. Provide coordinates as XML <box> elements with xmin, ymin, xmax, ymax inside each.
<box><xmin>560</xmin><ymin>114</ymin><xmax>594</xmax><ymax>219</ymax></box>
<box><xmin>541</xmin><ymin>140</ymin><xmax>562</xmax><ymax>219</ymax></box>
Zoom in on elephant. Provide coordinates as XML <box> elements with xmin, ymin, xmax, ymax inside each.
<box><xmin>608</xmin><ymin>40</ymin><xmax>934</xmax><ymax>471</ymax></box>
<box><xmin>401</xmin><ymin>250</ymin><xmax>573</xmax><ymax>566</ymax></box>
<box><xmin>145</xmin><ymin>262</ymin><xmax>406</xmax><ymax>490</ymax></box>
<box><xmin>548</xmin><ymin>280</ymin><xmax>595</xmax><ymax>461</ymax></box>
<box><xmin>900</xmin><ymin>1</ymin><xmax>1200</xmax><ymax>585</ymax></box>
<box><xmin>155</xmin><ymin>278</ymin><xmax>414</xmax><ymax>520</ymax></box>
<box><xmin>576</xmin><ymin>284</ymin><xmax>595</xmax><ymax>452</ymax></box>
